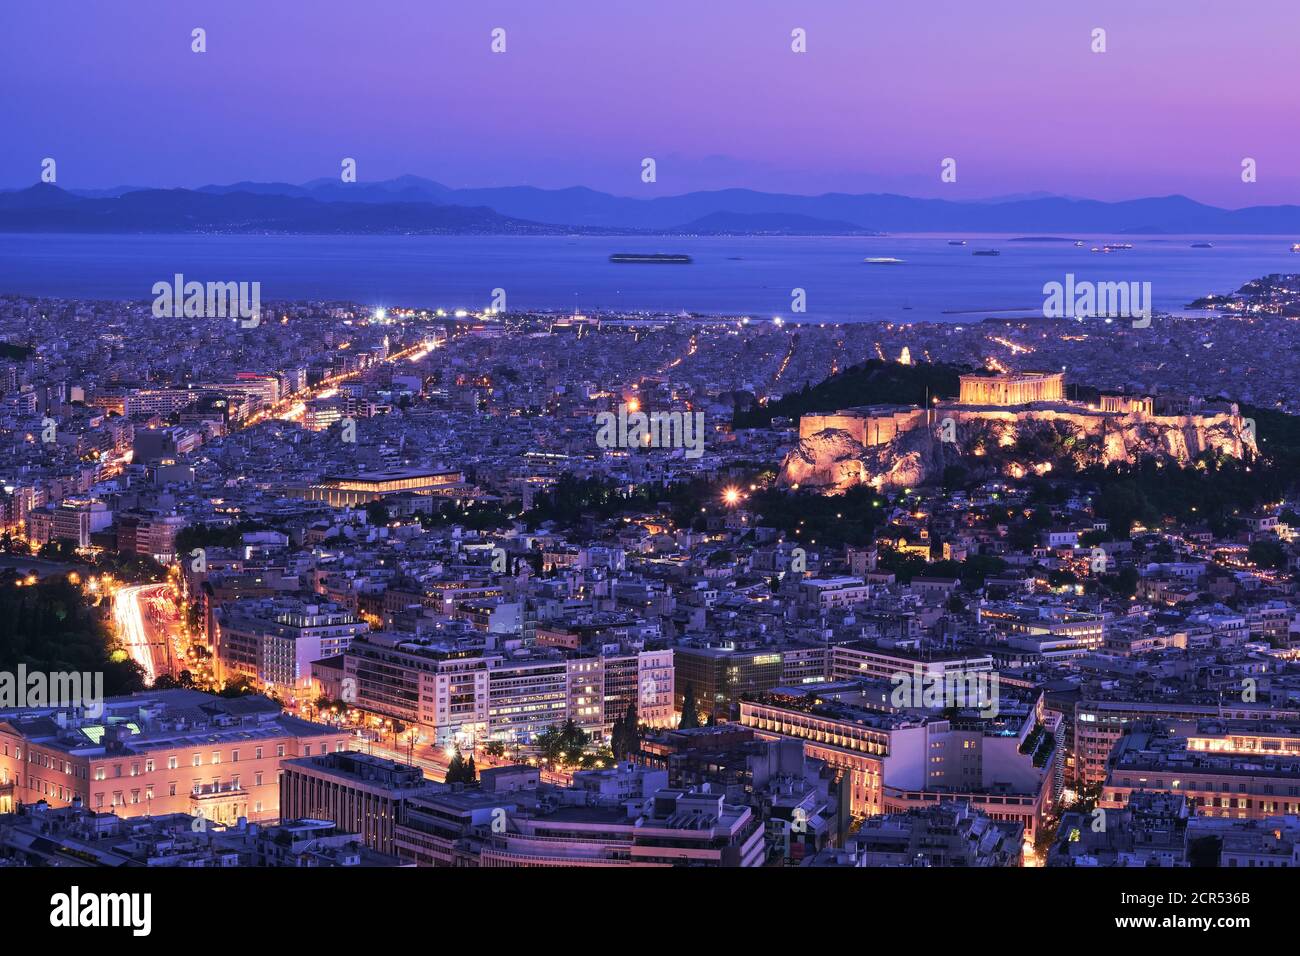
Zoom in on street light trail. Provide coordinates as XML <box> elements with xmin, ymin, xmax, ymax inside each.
<box><xmin>113</xmin><ymin>583</ymin><xmax>171</xmax><ymax>685</ymax></box>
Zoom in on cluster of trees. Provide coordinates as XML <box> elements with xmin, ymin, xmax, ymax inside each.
<box><xmin>609</xmin><ymin>704</ymin><xmax>641</xmax><ymax>760</ymax></box>
<box><xmin>445</xmin><ymin>746</ymin><xmax>478</xmax><ymax>784</ymax></box>
<box><xmin>150</xmin><ymin>672</ymin><xmax>197</xmax><ymax>690</ymax></box>
<box><xmin>0</xmin><ymin>572</ymin><xmax>145</xmax><ymax>696</ymax></box>
<box><xmin>174</xmin><ymin>521</ymin><xmax>270</xmax><ymax>555</ymax></box>
<box><xmin>732</xmin><ymin>359</ymin><xmax>965</xmax><ymax>429</ymax></box>
<box><xmin>535</xmin><ymin>719</ymin><xmax>591</xmax><ymax>764</ymax></box>
<box><xmin>418</xmin><ymin>501</ymin><xmax>513</xmax><ymax>532</ymax></box>
<box><xmin>524</xmin><ymin>474</ymin><xmax>722</xmax><ymax>531</ymax></box>
<box><xmin>677</xmin><ymin>683</ymin><xmax>703</xmax><ymax>729</ymax></box>
<box><xmin>1083</xmin><ymin>422</ymin><xmax>1297</xmax><ymax>539</ymax></box>
<box><xmin>749</xmin><ymin>484</ymin><xmax>890</xmax><ymax>549</ymax></box>
<box><xmin>37</xmin><ymin>541</ymin><xmax>79</xmax><ymax>561</ymax></box>
<box><xmin>217</xmin><ymin>675</ymin><xmax>256</xmax><ymax>698</ymax></box>
<box><xmin>873</xmin><ymin>550</ymin><xmax>1009</xmax><ymax>588</ymax></box>
<box><xmin>1248</xmin><ymin>539</ymin><xmax>1288</xmax><ymax>570</ymax></box>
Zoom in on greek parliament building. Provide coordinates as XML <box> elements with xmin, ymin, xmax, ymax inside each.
<box><xmin>0</xmin><ymin>689</ymin><xmax>350</xmax><ymax>825</ymax></box>
<box><xmin>293</xmin><ymin>467</ymin><xmax>464</xmax><ymax>507</ymax></box>
<box><xmin>957</xmin><ymin>371</ymin><xmax>1065</xmax><ymax>406</ymax></box>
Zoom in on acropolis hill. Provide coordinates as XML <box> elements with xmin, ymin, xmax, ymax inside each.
<box><xmin>781</xmin><ymin>370</ymin><xmax>1257</xmax><ymax>492</ymax></box>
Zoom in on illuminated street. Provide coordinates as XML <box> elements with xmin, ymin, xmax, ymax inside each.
<box><xmin>112</xmin><ymin>583</ymin><xmax>179</xmax><ymax>685</ymax></box>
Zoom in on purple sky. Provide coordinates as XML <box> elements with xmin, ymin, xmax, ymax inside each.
<box><xmin>2</xmin><ymin>0</ymin><xmax>1297</xmax><ymax>205</ymax></box>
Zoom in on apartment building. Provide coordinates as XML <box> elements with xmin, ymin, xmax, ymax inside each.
<box><xmin>479</xmin><ymin>788</ymin><xmax>765</xmax><ymax>867</ymax></box>
<box><xmin>216</xmin><ymin>597</ymin><xmax>367</xmax><ymax>696</ymax></box>
<box><xmin>1073</xmin><ymin>697</ymin><xmax>1300</xmax><ymax>788</ymax></box>
<box><xmin>279</xmin><ymin>751</ymin><xmax>438</xmax><ymax>856</ymax></box>
<box><xmin>342</xmin><ymin>632</ymin><xmax>674</xmax><ymax>749</ymax></box>
<box><xmin>739</xmin><ymin>683</ymin><xmax>1057</xmax><ymax>839</ymax></box>
<box><xmin>1102</xmin><ymin>722</ymin><xmax>1300</xmax><ymax>820</ymax></box>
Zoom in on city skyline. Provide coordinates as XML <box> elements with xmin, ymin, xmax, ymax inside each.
<box><xmin>2</xmin><ymin>0</ymin><xmax>1293</xmax><ymax>928</ymax></box>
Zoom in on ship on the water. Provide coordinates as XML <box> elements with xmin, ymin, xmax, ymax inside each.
<box><xmin>972</xmin><ymin>249</ymin><xmax>1001</xmax><ymax>257</ymax></box>
<box><xmin>947</xmin><ymin>240</ymin><xmax>967</xmax><ymax>246</ymax></box>
<box><xmin>609</xmin><ymin>253</ymin><xmax>693</xmax><ymax>264</ymax></box>
<box><xmin>864</xmin><ymin>257</ymin><xmax>905</xmax><ymax>264</ymax></box>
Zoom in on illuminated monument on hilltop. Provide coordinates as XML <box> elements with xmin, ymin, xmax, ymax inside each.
<box><xmin>782</xmin><ymin>369</ymin><xmax>1256</xmax><ymax>493</ymax></box>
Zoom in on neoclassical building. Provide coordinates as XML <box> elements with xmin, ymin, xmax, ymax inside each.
<box><xmin>957</xmin><ymin>371</ymin><xmax>1064</xmax><ymax>406</ymax></box>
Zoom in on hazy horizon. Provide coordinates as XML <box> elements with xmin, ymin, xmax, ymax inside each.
<box><xmin>1</xmin><ymin>177</ymin><xmax>1295</xmax><ymax>213</ymax></box>
<box><xmin>4</xmin><ymin>0</ymin><xmax>1298</xmax><ymax>206</ymax></box>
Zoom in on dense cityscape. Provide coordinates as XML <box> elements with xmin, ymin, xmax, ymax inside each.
<box><xmin>0</xmin><ymin>288</ymin><xmax>1298</xmax><ymax>881</ymax></box>
<box><xmin>7</xmin><ymin>0</ymin><xmax>1297</xmax><ymax>939</ymax></box>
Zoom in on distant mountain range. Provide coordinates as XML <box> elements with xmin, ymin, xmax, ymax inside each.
<box><xmin>2</xmin><ymin>176</ymin><xmax>1300</xmax><ymax>235</ymax></box>
<box><xmin>0</xmin><ymin>184</ymin><xmax>547</xmax><ymax>235</ymax></box>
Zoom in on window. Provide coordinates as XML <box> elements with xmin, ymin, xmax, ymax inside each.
<box><xmin>168</xmin><ymin>756</ymin><xmax>178</xmax><ymax>770</ymax></box>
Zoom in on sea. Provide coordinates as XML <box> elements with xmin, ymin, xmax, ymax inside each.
<box><xmin>0</xmin><ymin>233</ymin><xmax>1294</xmax><ymax>323</ymax></box>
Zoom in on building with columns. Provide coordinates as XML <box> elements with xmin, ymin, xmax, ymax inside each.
<box><xmin>957</xmin><ymin>371</ymin><xmax>1065</xmax><ymax>406</ymax></box>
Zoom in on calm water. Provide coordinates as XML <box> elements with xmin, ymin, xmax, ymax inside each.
<box><xmin>0</xmin><ymin>233</ymin><xmax>1294</xmax><ymax>322</ymax></box>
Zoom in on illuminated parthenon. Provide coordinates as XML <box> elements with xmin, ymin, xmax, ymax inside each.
<box><xmin>957</xmin><ymin>371</ymin><xmax>1064</xmax><ymax>407</ymax></box>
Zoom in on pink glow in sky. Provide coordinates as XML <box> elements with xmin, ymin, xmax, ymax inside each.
<box><xmin>2</xmin><ymin>0</ymin><xmax>1297</xmax><ymax>205</ymax></box>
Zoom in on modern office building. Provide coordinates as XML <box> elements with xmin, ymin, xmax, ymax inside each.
<box><xmin>342</xmin><ymin>632</ymin><xmax>674</xmax><ymax>749</ymax></box>
<box><xmin>1102</xmin><ymin>722</ymin><xmax>1300</xmax><ymax>820</ymax></box>
<box><xmin>300</xmin><ymin>468</ymin><xmax>464</xmax><ymax>507</ymax></box>
<box><xmin>216</xmin><ymin>598</ymin><xmax>367</xmax><ymax>697</ymax></box>
<box><xmin>279</xmin><ymin>751</ymin><xmax>438</xmax><ymax>856</ymax></box>
<box><xmin>739</xmin><ymin>683</ymin><xmax>1058</xmax><ymax>839</ymax></box>
<box><xmin>1074</xmin><ymin>698</ymin><xmax>1300</xmax><ymax>788</ymax></box>
<box><xmin>478</xmin><ymin>787</ymin><xmax>765</xmax><ymax>868</ymax></box>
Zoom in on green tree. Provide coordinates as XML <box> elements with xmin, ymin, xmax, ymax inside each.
<box><xmin>1248</xmin><ymin>539</ymin><xmax>1287</xmax><ymax>570</ymax></box>
<box><xmin>445</xmin><ymin>745</ymin><xmax>468</xmax><ymax>784</ymax></box>
<box><xmin>611</xmin><ymin>703</ymin><xmax>641</xmax><ymax>759</ymax></box>
<box><xmin>535</xmin><ymin>725</ymin><xmax>565</xmax><ymax>763</ymax></box>
<box><xmin>678</xmin><ymin>683</ymin><xmax>700</xmax><ymax>729</ymax></box>
<box><xmin>365</xmin><ymin>500</ymin><xmax>391</xmax><ymax>526</ymax></box>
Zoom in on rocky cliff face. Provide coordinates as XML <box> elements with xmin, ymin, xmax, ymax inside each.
<box><xmin>781</xmin><ymin>409</ymin><xmax>1257</xmax><ymax>492</ymax></box>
